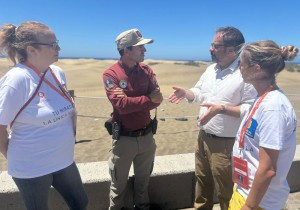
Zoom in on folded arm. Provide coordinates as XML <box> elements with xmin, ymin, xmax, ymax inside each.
<box><xmin>113</xmin><ymin>87</ymin><xmax>163</xmax><ymax>114</ymax></box>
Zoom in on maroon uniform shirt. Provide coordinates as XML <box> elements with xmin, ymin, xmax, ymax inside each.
<box><xmin>103</xmin><ymin>61</ymin><xmax>160</xmax><ymax>131</ymax></box>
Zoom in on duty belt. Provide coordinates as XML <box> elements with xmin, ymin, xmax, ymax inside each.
<box><xmin>121</xmin><ymin>123</ymin><xmax>152</xmax><ymax>137</ymax></box>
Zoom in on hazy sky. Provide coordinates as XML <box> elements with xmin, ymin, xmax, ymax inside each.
<box><xmin>1</xmin><ymin>0</ymin><xmax>300</xmax><ymax>62</ymax></box>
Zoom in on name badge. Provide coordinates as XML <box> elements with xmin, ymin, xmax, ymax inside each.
<box><xmin>233</xmin><ymin>156</ymin><xmax>249</xmax><ymax>189</ymax></box>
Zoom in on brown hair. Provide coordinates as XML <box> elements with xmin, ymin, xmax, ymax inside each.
<box><xmin>216</xmin><ymin>26</ymin><xmax>245</xmax><ymax>53</ymax></box>
<box><xmin>0</xmin><ymin>21</ymin><xmax>50</xmax><ymax>64</ymax></box>
<box><xmin>243</xmin><ymin>40</ymin><xmax>298</xmax><ymax>76</ymax></box>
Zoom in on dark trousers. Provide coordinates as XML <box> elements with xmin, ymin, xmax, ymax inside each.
<box><xmin>13</xmin><ymin>162</ymin><xmax>88</xmax><ymax>210</ymax></box>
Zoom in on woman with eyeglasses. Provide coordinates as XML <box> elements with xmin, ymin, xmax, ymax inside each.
<box><xmin>0</xmin><ymin>21</ymin><xmax>88</xmax><ymax>210</ymax></box>
<box><xmin>229</xmin><ymin>40</ymin><xmax>298</xmax><ymax>210</ymax></box>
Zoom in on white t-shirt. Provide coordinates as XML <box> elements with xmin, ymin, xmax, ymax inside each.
<box><xmin>0</xmin><ymin>63</ymin><xmax>75</xmax><ymax>178</ymax></box>
<box><xmin>232</xmin><ymin>89</ymin><xmax>297</xmax><ymax>210</ymax></box>
<box><xmin>190</xmin><ymin>58</ymin><xmax>257</xmax><ymax>137</ymax></box>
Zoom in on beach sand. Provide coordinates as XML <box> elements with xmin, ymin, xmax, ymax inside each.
<box><xmin>0</xmin><ymin>58</ymin><xmax>299</xmax><ymax>171</ymax></box>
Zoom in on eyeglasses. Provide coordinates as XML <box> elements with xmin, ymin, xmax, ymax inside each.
<box><xmin>211</xmin><ymin>43</ymin><xmax>225</xmax><ymax>49</ymax></box>
<box><xmin>32</xmin><ymin>40</ymin><xmax>59</xmax><ymax>49</ymax></box>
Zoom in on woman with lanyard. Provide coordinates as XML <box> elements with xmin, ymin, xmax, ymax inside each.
<box><xmin>229</xmin><ymin>40</ymin><xmax>298</xmax><ymax>210</ymax></box>
<box><xmin>0</xmin><ymin>22</ymin><xmax>88</xmax><ymax>210</ymax></box>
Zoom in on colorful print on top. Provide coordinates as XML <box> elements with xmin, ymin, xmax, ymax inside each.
<box><xmin>245</xmin><ymin>118</ymin><xmax>258</xmax><ymax>138</ymax></box>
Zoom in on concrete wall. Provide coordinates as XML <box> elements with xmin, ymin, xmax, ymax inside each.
<box><xmin>0</xmin><ymin>145</ymin><xmax>299</xmax><ymax>210</ymax></box>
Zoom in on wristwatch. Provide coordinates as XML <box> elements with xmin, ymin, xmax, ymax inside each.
<box><xmin>219</xmin><ymin>105</ymin><xmax>226</xmax><ymax>114</ymax></box>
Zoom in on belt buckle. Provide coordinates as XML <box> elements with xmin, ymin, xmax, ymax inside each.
<box><xmin>137</xmin><ymin>130</ymin><xmax>144</xmax><ymax>136</ymax></box>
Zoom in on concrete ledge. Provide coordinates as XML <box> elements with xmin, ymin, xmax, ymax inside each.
<box><xmin>0</xmin><ymin>145</ymin><xmax>299</xmax><ymax>210</ymax></box>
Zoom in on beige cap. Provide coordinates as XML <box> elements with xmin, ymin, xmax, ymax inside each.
<box><xmin>115</xmin><ymin>28</ymin><xmax>154</xmax><ymax>50</ymax></box>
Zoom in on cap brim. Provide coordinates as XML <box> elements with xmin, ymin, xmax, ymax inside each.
<box><xmin>132</xmin><ymin>38</ymin><xmax>154</xmax><ymax>46</ymax></box>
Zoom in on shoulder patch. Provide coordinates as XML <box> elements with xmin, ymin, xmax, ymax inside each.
<box><xmin>105</xmin><ymin>78</ymin><xmax>114</xmax><ymax>90</ymax></box>
<box><xmin>119</xmin><ymin>80</ymin><xmax>127</xmax><ymax>89</ymax></box>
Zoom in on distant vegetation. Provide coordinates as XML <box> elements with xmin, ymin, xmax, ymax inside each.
<box><xmin>144</xmin><ymin>61</ymin><xmax>300</xmax><ymax>72</ymax></box>
<box><xmin>175</xmin><ymin>61</ymin><xmax>300</xmax><ymax>72</ymax></box>
<box><xmin>147</xmin><ymin>61</ymin><xmax>208</xmax><ymax>67</ymax></box>
<box><xmin>174</xmin><ymin>61</ymin><xmax>202</xmax><ymax>67</ymax></box>
<box><xmin>285</xmin><ymin>63</ymin><xmax>300</xmax><ymax>72</ymax></box>
<box><xmin>148</xmin><ymin>62</ymin><xmax>160</xmax><ymax>66</ymax></box>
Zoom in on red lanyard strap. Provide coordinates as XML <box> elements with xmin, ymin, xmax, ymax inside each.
<box><xmin>238</xmin><ymin>86</ymin><xmax>275</xmax><ymax>149</ymax></box>
<box><xmin>49</xmin><ymin>69</ymin><xmax>74</xmax><ymax>104</ymax></box>
<box><xmin>10</xmin><ymin>71</ymin><xmax>47</xmax><ymax>128</ymax></box>
<box><xmin>24</xmin><ymin>61</ymin><xmax>74</xmax><ymax>105</ymax></box>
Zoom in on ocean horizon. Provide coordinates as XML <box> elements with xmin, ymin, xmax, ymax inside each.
<box><xmin>58</xmin><ymin>57</ymin><xmax>214</xmax><ymax>63</ymax></box>
<box><xmin>57</xmin><ymin>57</ymin><xmax>300</xmax><ymax>64</ymax></box>
<box><xmin>1</xmin><ymin>56</ymin><xmax>299</xmax><ymax>64</ymax></box>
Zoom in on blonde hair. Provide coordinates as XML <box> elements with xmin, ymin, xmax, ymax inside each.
<box><xmin>0</xmin><ymin>21</ymin><xmax>50</xmax><ymax>64</ymax></box>
<box><xmin>243</xmin><ymin>40</ymin><xmax>298</xmax><ymax>75</ymax></box>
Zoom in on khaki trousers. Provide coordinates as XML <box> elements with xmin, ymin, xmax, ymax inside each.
<box><xmin>108</xmin><ymin>132</ymin><xmax>156</xmax><ymax>210</ymax></box>
<box><xmin>194</xmin><ymin>130</ymin><xmax>235</xmax><ymax>210</ymax></box>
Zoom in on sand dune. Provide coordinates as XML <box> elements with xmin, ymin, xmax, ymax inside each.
<box><xmin>0</xmin><ymin>58</ymin><xmax>299</xmax><ymax>171</ymax></box>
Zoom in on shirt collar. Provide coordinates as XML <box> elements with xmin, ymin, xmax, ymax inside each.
<box><xmin>118</xmin><ymin>60</ymin><xmax>139</xmax><ymax>73</ymax></box>
<box><xmin>215</xmin><ymin>57</ymin><xmax>240</xmax><ymax>73</ymax></box>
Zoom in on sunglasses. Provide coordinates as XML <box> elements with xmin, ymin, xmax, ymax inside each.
<box><xmin>211</xmin><ymin>43</ymin><xmax>226</xmax><ymax>49</ymax></box>
<box><xmin>32</xmin><ymin>40</ymin><xmax>59</xmax><ymax>49</ymax></box>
